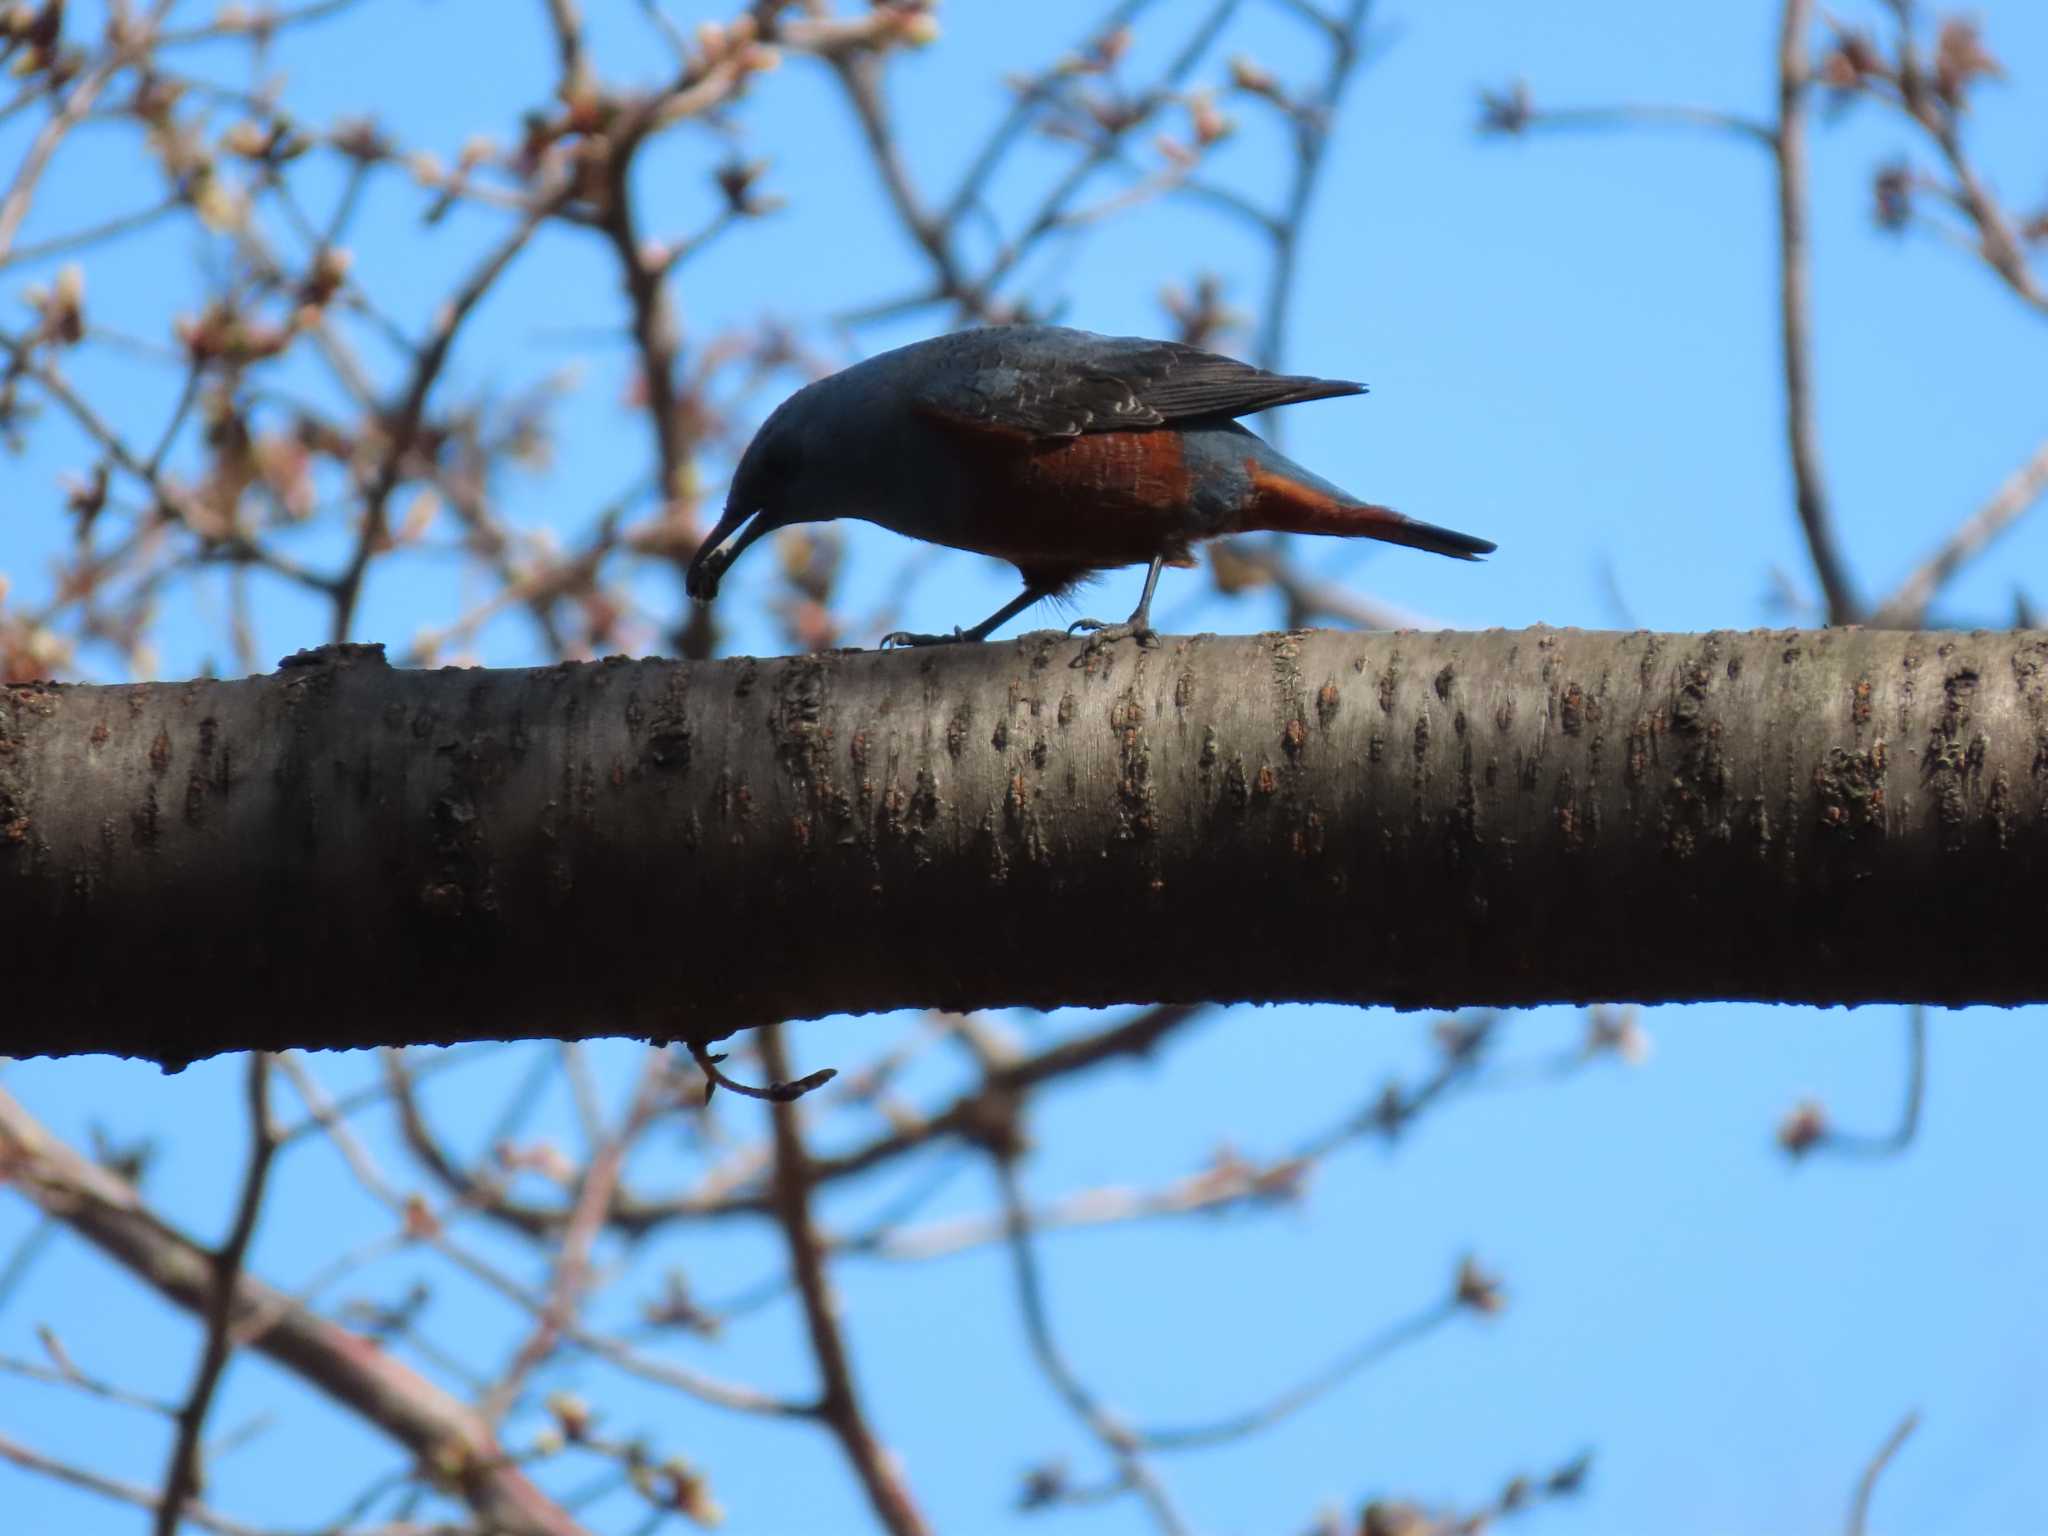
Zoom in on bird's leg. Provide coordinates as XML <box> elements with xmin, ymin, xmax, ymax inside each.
<box><xmin>1068</xmin><ymin>555</ymin><xmax>1165</xmax><ymax>654</ymax></box>
<box><xmin>880</xmin><ymin>583</ymin><xmax>1050</xmax><ymax>649</ymax></box>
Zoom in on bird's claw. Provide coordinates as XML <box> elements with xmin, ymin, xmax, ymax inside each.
<box><xmin>1066</xmin><ymin>617</ymin><xmax>1159</xmax><ymax>659</ymax></box>
<box><xmin>880</xmin><ymin>627</ymin><xmax>970</xmax><ymax>649</ymax></box>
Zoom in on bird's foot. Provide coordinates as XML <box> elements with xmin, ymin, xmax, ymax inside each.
<box><xmin>880</xmin><ymin>627</ymin><xmax>975</xmax><ymax>649</ymax></box>
<box><xmin>1067</xmin><ymin>616</ymin><xmax>1159</xmax><ymax>660</ymax></box>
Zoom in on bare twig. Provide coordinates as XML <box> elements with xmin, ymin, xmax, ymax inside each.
<box><xmin>1496</xmin><ymin>101</ymin><xmax>1772</xmax><ymax>145</ymax></box>
<box><xmin>156</xmin><ymin>1054</ymin><xmax>280</xmax><ymax>1536</ymax></box>
<box><xmin>836</xmin><ymin>0</ymin><xmax>1239</xmax><ymax>325</ymax></box>
<box><xmin>0</xmin><ymin>1335</ymin><xmax>178</xmax><ymax>1417</ymax></box>
<box><xmin>690</xmin><ymin>1037</ymin><xmax>837</xmax><ymax>1103</ymax></box>
<box><xmin>0</xmin><ymin>55</ymin><xmax>124</xmax><ymax>263</ymax></box>
<box><xmin>273</xmin><ymin>1052</ymin><xmax>406</xmax><ymax>1205</ymax></box>
<box><xmin>1779</xmin><ymin>1007</ymin><xmax>1927</xmax><ymax>1160</ymax></box>
<box><xmin>543</xmin><ymin>0</ymin><xmax>588</xmax><ymax>90</ymax></box>
<box><xmin>379</xmin><ymin>1007</ymin><xmax>1205</xmax><ymax>1243</ymax></box>
<box><xmin>1136</xmin><ymin>1298</ymin><xmax>1457</xmax><ymax>1451</ymax></box>
<box><xmin>1490</xmin><ymin>1</ymin><xmax>1870</xmax><ymax>622</ymax></box>
<box><xmin>844</xmin><ymin>1151</ymin><xmax>1310</xmax><ymax>1261</ymax></box>
<box><xmin>995</xmin><ymin>1156</ymin><xmax>1190</xmax><ymax>1536</ymax></box>
<box><xmin>0</xmin><ymin>196</ymin><xmax>182</xmax><ymax>271</ymax></box>
<box><xmin>156</xmin><ymin>0</ymin><xmax>373</xmax><ymax>48</ymax></box>
<box><xmin>1777</xmin><ymin>0</ymin><xmax>1861</xmax><ymax>623</ymax></box>
<box><xmin>0</xmin><ymin>1432</ymin><xmax>266</xmax><ymax>1536</ymax></box>
<box><xmin>1873</xmin><ymin>435</ymin><xmax>2048</xmax><ymax>625</ymax></box>
<box><xmin>1845</xmin><ymin>1410</ymin><xmax>1919</xmax><ymax>1536</ymax></box>
<box><xmin>0</xmin><ymin>1087</ymin><xmax>592</xmax><ymax>1536</ymax></box>
<box><xmin>1255</xmin><ymin>0</ymin><xmax>1373</xmax><ymax>376</ymax></box>
<box><xmin>762</xmin><ymin>1025</ymin><xmax>933</xmax><ymax>1536</ymax></box>
<box><xmin>829</xmin><ymin>49</ymin><xmax>977</xmax><ymax>315</ymax></box>
<box><xmin>479</xmin><ymin>1052</ymin><xmax>665</xmax><ymax>1425</ymax></box>
<box><xmin>331</xmin><ymin>190</ymin><xmax>568</xmax><ymax>641</ymax></box>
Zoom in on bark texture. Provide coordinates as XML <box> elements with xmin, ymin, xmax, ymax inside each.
<box><xmin>4</xmin><ymin>627</ymin><xmax>2046</xmax><ymax>1063</ymax></box>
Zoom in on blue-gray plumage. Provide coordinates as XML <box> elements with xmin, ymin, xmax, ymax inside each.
<box><xmin>687</xmin><ymin>325</ymin><xmax>1494</xmax><ymax>648</ymax></box>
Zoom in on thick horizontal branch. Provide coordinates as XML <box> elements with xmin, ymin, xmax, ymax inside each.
<box><xmin>5</xmin><ymin>627</ymin><xmax>2047</xmax><ymax>1063</ymax></box>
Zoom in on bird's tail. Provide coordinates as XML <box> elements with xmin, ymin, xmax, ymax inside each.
<box><xmin>1242</xmin><ymin>463</ymin><xmax>1495</xmax><ymax>560</ymax></box>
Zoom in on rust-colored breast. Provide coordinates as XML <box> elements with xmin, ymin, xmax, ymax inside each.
<box><xmin>950</xmin><ymin>428</ymin><xmax>1200</xmax><ymax>575</ymax></box>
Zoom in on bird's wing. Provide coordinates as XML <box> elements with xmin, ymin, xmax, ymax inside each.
<box><xmin>913</xmin><ymin>331</ymin><xmax>1365</xmax><ymax>440</ymax></box>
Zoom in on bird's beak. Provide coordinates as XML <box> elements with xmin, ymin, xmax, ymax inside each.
<box><xmin>685</xmin><ymin>505</ymin><xmax>770</xmax><ymax>602</ymax></box>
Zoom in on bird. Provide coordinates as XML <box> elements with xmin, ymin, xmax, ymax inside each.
<box><xmin>685</xmin><ymin>325</ymin><xmax>1494</xmax><ymax>650</ymax></box>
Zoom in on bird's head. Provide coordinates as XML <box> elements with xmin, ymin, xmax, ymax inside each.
<box><xmin>686</xmin><ymin>399</ymin><xmax>809</xmax><ymax>604</ymax></box>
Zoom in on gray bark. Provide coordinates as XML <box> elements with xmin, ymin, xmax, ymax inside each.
<box><xmin>4</xmin><ymin>627</ymin><xmax>2045</xmax><ymax>1065</ymax></box>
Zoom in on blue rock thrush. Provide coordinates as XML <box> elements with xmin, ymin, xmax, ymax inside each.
<box><xmin>685</xmin><ymin>325</ymin><xmax>1494</xmax><ymax>649</ymax></box>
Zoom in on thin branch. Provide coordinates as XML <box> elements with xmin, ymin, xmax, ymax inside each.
<box><xmin>330</xmin><ymin>1084</ymin><xmax>804</xmax><ymax>1420</ymax></box>
<box><xmin>845</xmin><ymin>1166</ymin><xmax>1300</xmax><ymax>1261</ymax></box>
<box><xmin>478</xmin><ymin>1054</ymin><xmax>662</xmax><ymax>1426</ymax></box>
<box><xmin>0</xmin><ymin>1432</ymin><xmax>266</xmax><ymax>1536</ymax></box>
<box><xmin>0</xmin><ymin>196</ymin><xmax>182</xmax><ymax>271</ymax></box>
<box><xmin>838</xmin><ymin>0</ymin><xmax>1240</xmax><ymax>325</ymax></box>
<box><xmin>0</xmin><ymin>52</ymin><xmax>123</xmax><ymax>263</ymax></box>
<box><xmin>829</xmin><ymin>49</ymin><xmax>973</xmax><ymax>313</ymax></box>
<box><xmin>1845</xmin><ymin>1410</ymin><xmax>1919</xmax><ymax>1536</ymax></box>
<box><xmin>632</xmin><ymin>0</ymin><xmax>692</xmax><ymax>64</ymax></box>
<box><xmin>0</xmin><ymin>1338</ymin><xmax>178</xmax><ymax>1417</ymax></box>
<box><xmin>146</xmin><ymin>361</ymin><xmax>204</xmax><ymax>479</ymax></box>
<box><xmin>1489</xmin><ymin>9</ymin><xmax>1854</xmax><ymax>620</ymax></box>
<box><xmin>331</xmin><ymin>191</ymin><xmax>567</xmax><ymax>641</ymax></box>
<box><xmin>976</xmin><ymin>0</ymin><xmax>1240</xmax><ymax>308</ymax></box>
<box><xmin>542</xmin><ymin>0</ymin><xmax>588</xmax><ymax>90</ymax></box>
<box><xmin>995</xmin><ymin>1156</ymin><xmax>1190</xmax><ymax>1536</ymax></box>
<box><xmin>156</xmin><ymin>0</ymin><xmax>372</xmax><ymax>48</ymax></box>
<box><xmin>273</xmin><ymin>1050</ymin><xmax>406</xmax><ymax>1205</ymax></box>
<box><xmin>1508</xmin><ymin>102</ymin><xmax>1773</xmax><ymax>145</ymax></box>
<box><xmin>1798</xmin><ymin>1006</ymin><xmax>1927</xmax><ymax>1160</ymax></box>
<box><xmin>156</xmin><ymin>1054</ymin><xmax>280</xmax><ymax>1536</ymax></box>
<box><xmin>379</xmin><ymin>1006</ymin><xmax>1205</xmax><ymax>1243</ymax></box>
<box><xmin>559</xmin><ymin>1042</ymin><xmax>608</xmax><ymax>1153</ymax></box>
<box><xmin>0</xmin><ymin>1088</ymin><xmax>592</xmax><ymax>1536</ymax></box>
<box><xmin>1873</xmin><ymin>435</ymin><xmax>2048</xmax><ymax>626</ymax></box>
<box><xmin>0</xmin><ymin>1217</ymin><xmax>55</xmax><ymax>1313</ymax></box>
<box><xmin>421</xmin><ymin>1219</ymin><xmax>807</xmax><ymax>1414</ymax></box>
<box><xmin>1862</xmin><ymin>27</ymin><xmax>2048</xmax><ymax>321</ymax></box>
<box><xmin>939</xmin><ymin>0</ymin><xmax>1159</xmax><ymax>227</ymax></box>
<box><xmin>690</xmin><ymin>1037</ymin><xmax>837</xmax><ymax>1102</ymax></box>
<box><xmin>1269</xmin><ymin>0</ymin><xmax>1342</xmax><ymax>40</ymax></box>
<box><xmin>1255</xmin><ymin>0</ymin><xmax>1373</xmax><ymax>376</ymax></box>
<box><xmin>763</xmin><ymin>1025</ymin><xmax>933</xmax><ymax>1536</ymax></box>
<box><xmin>1777</xmin><ymin>0</ymin><xmax>1861</xmax><ymax>623</ymax></box>
<box><xmin>274</xmin><ymin>1044</ymin><xmax>496</xmax><ymax>1151</ymax></box>
<box><xmin>1136</xmin><ymin>1298</ymin><xmax>1456</xmax><ymax>1451</ymax></box>
<box><xmin>0</xmin><ymin>331</ymin><xmax>338</xmax><ymax>597</ymax></box>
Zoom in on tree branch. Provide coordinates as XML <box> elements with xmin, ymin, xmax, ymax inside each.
<box><xmin>6</xmin><ymin>626</ymin><xmax>2048</xmax><ymax>1062</ymax></box>
<box><xmin>763</xmin><ymin>1025</ymin><xmax>932</xmax><ymax>1536</ymax></box>
<box><xmin>1777</xmin><ymin>0</ymin><xmax>1861</xmax><ymax>623</ymax></box>
<box><xmin>996</xmin><ymin>1156</ymin><xmax>1189</xmax><ymax>1535</ymax></box>
<box><xmin>1872</xmin><ymin>434</ymin><xmax>2048</xmax><ymax>626</ymax></box>
<box><xmin>156</xmin><ymin>1054</ymin><xmax>279</xmax><ymax>1536</ymax></box>
<box><xmin>1845</xmin><ymin>1410</ymin><xmax>1918</xmax><ymax>1536</ymax></box>
<box><xmin>0</xmin><ymin>1431</ymin><xmax>265</xmax><ymax>1536</ymax></box>
<box><xmin>0</xmin><ymin>1088</ymin><xmax>591</xmax><ymax>1536</ymax></box>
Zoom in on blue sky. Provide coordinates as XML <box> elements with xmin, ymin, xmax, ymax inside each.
<box><xmin>4</xmin><ymin>2</ymin><xmax>2048</xmax><ymax>1534</ymax></box>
